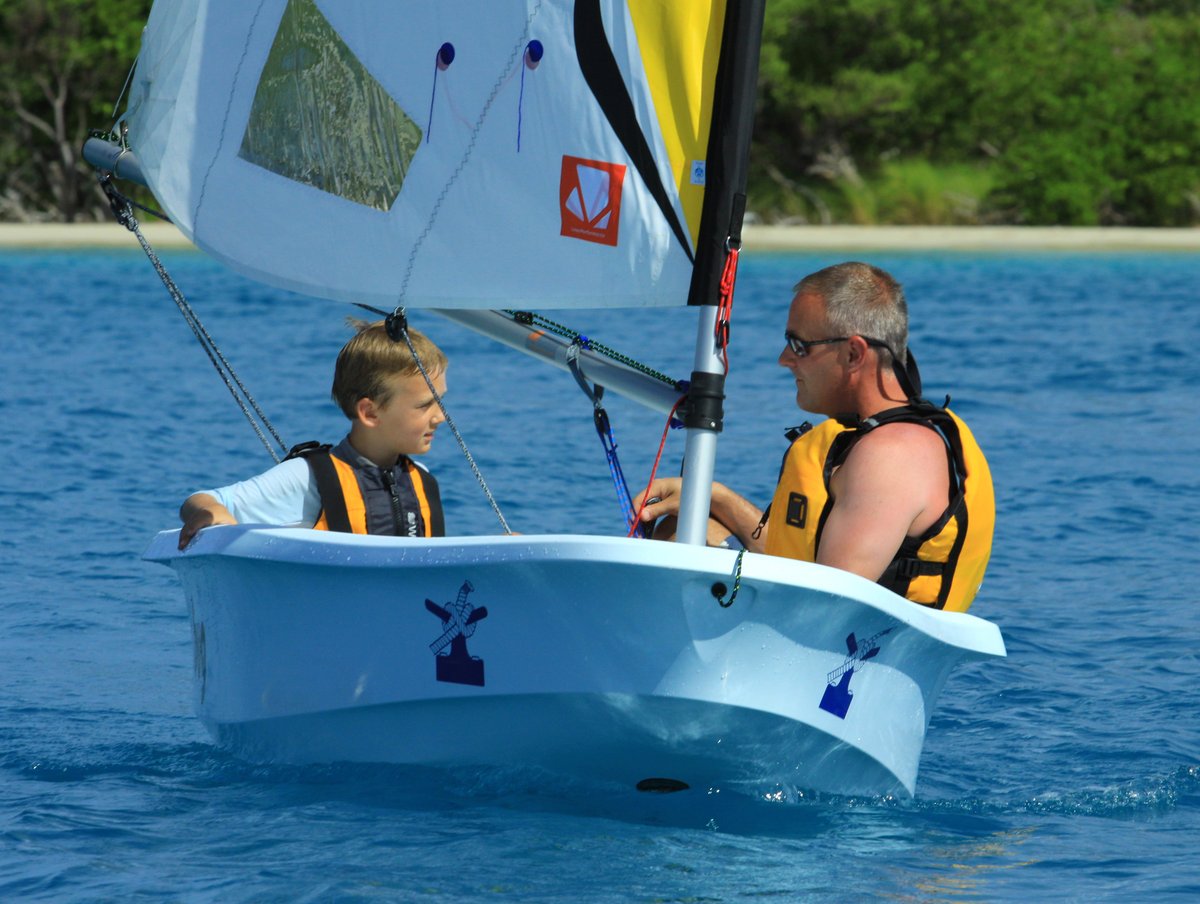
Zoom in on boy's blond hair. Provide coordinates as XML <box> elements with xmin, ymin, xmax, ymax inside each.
<box><xmin>331</xmin><ymin>319</ymin><xmax>447</xmax><ymax>418</ymax></box>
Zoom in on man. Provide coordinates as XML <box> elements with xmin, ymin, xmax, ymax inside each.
<box><xmin>634</xmin><ymin>262</ymin><xmax>994</xmax><ymax>612</ymax></box>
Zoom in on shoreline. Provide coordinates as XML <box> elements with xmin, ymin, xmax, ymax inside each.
<box><xmin>2</xmin><ymin>221</ymin><xmax>1199</xmax><ymax>252</ymax></box>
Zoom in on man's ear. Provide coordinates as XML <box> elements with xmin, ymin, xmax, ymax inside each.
<box><xmin>845</xmin><ymin>335</ymin><xmax>871</xmax><ymax>370</ymax></box>
<box><xmin>354</xmin><ymin>396</ymin><xmax>379</xmax><ymax>426</ymax></box>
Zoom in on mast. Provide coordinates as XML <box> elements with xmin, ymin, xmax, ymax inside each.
<box><xmin>674</xmin><ymin>0</ymin><xmax>765</xmax><ymax>546</ymax></box>
<box><xmin>675</xmin><ymin>306</ymin><xmax>726</xmax><ymax>545</ymax></box>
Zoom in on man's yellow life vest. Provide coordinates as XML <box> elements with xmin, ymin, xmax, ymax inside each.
<box><xmin>763</xmin><ymin>405</ymin><xmax>994</xmax><ymax>612</ymax></box>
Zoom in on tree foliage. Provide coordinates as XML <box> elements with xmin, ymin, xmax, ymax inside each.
<box><xmin>1</xmin><ymin>0</ymin><xmax>1197</xmax><ymax>225</ymax></box>
<box><xmin>0</xmin><ymin>0</ymin><xmax>149</xmax><ymax>221</ymax></box>
<box><xmin>752</xmin><ymin>0</ymin><xmax>1200</xmax><ymax>224</ymax></box>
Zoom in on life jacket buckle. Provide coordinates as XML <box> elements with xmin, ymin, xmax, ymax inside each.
<box><xmin>893</xmin><ymin>557</ymin><xmax>944</xmax><ymax>580</ymax></box>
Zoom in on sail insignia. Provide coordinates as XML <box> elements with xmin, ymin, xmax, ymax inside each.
<box><xmin>560</xmin><ymin>156</ymin><xmax>626</xmax><ymax>246</ymax></box>
<box><xmin>238</xmin><ymin>0</ymin><xmax>422</xmax><ymax>212</ymax></box>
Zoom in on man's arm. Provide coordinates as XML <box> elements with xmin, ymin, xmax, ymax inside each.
<box><xmin>633</xmin><ymin>478</ymin><xmax>769</xmax><ymax>552</ymax></box>
<box><xmin>817</xmin><ymin>423</ymin><xmax>948</xmax><ymax>581</ymax></box>
<box><xmin>179</xmin><ymin>493</ymin><xmax>238</xmax><ymax>549</ymax></box>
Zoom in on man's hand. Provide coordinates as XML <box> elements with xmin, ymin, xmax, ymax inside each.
<box><xmin>631</xmin><ymin>478</ymin><xmax>683</xmax><ymax>527</ymax></box>
<box><xmin>632</xmin><ymin>479</ymin><xmax>768</xmax><ymax>551</ymax></box>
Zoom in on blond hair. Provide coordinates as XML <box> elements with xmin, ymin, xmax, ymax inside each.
<box><xmin>331</xmin><ymin>319</ymin><xmax>447</xmax><ymax>418</ymax></box>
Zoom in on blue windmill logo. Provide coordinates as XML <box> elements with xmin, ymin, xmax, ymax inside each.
<box><xmin>819</xmin><ymin>627</ymin><xmax>894</xmax><ymax>719</ymax></box>
<box><xmin>425</xmin><ymin>580</ymin><xmax>488</xmax><ymax>686</ymax></box>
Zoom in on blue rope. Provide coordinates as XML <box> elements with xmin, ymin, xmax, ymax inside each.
<box><xmin>593</xmin><ymin>406</ymin><xmax>643</xmax><ymax>538</ymax></box>
<box><xmin>566</xmin><ymin>343</ymin><xmax>644</xmax><ymax>537</ymax></box>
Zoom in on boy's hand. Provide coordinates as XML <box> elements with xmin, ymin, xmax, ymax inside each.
<box><xmin>178</xmin><ymin>495</ymin><xmax>238</xmax><ymax>549</ymax></box>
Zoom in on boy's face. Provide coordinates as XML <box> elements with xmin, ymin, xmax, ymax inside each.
<box><xmin>368</xmin><ymin>369</ymin><xmax>447</xmax><ymax>456</ymax></box>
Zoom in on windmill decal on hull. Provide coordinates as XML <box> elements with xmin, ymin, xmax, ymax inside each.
<box><xmin>426</xmin><ymin>581</ymin><xmax>488</xmax><ymax>686</ymax></box>
<box><xmin>819</xmin><ymin>627</ymin><xmax>894</xmax><ymax>718</ymax></box>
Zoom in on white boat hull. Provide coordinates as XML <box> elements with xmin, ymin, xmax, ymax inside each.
<box><xmin>144</xmin><ymin>527</ymin><xmax>1006</xmax><ymax>797</ymax></box>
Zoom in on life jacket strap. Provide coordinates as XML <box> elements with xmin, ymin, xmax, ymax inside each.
<box><xmin>285</xmin><ymin>442</ymin><xmax>352</xmax><ymax>534</ymax></box>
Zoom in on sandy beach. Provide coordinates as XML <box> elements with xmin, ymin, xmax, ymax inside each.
<box><xmin>2</xmin><ymin>221</ymin><xmax>1198</xmax><ymax>252</ymax></box>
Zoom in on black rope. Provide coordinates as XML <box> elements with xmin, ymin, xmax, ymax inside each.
<box><xmin>98</xmin><ymin>172</ymin><xmax>288</xmax><ymax>463</ymax></box>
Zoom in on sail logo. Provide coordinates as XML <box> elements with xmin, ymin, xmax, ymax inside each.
<box><xmin>425</xmin><ymin>580</ymin><xmax>488</xmax><ymax>686</ymax></box>
<box><xmin>560</xmin><ymin>156</ymin><xmax>626</xmax><ymax>247</ymax></box>
<box><xmin>819</xmin><ymin>627</ymin><xmax>894</xmax><ymax>719</ymax></box>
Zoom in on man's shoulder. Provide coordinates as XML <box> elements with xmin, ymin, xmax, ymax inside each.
<box><xmin>852</xmin><ymin>419</ymin><xmax>945</xmax><ymax>458</ymax></box>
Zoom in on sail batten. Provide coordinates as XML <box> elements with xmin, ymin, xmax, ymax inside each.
<box><xmin>124</xmin><ymin>0</ymin><xmax>764</xmax><ymax>310</ymax></box>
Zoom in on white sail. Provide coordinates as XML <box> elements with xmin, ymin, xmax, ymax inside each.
<box><xmin>124</xmin><ymin>0</ymin><xmax>747</xmax><ymax>309</ymax></box>
<box><xmin>113</xmin><ymin>1</ymin><xmax>1009</xmax><ymax>798</ymax></box>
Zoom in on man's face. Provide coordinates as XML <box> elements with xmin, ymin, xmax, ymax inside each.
<box><xmin>778</xmin><ymin>290</ymin><xmax>844</xmax><ymax>415</ymax></box>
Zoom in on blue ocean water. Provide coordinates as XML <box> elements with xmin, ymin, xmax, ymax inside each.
<box><xmin>1</xmin><ymin>244</ymin><xmax>1198</xmax><ymax>901</ymax></box>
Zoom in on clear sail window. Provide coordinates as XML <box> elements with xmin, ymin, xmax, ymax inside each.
<box><xmin>239</xmin><ymin>0</ymin><xmax>421</xmax><ymax>211</ymax></box>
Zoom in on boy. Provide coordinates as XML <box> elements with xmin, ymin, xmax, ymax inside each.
<box><xmin>178</xmin><ymin>320</ymin><xmax>447</xmax><ymax>549</ymax></box>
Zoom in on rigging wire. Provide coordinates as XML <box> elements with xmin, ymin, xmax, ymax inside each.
<box><xmin>358</xmin><ymin>303</ymin><xmax>513</xmax><ymax>535</ymax></box>
<box><xmin>97</xmin><ymin>173</ymin><xmax>288</xmax><ymax>463</ymax></box>
<box><xmin>106</xmin><ymin>60</ymin><xmax>139</xmax><ymax>137</ymax></box>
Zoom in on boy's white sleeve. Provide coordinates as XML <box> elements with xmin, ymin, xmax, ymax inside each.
<box><xmin>205</xmin><ymin>458</ymin><xmax>322</xmax><ymax>526</ymax></box>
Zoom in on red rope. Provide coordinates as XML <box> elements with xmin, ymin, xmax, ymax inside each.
<box><xmin>715</xmin><ymin>245</ymin><xmax>740</xmax><ymax>374</ymax></box>
<box><xmin>628</xmin><ymin>243</ymin><xmax>739</xmax><ymax>537</ymax></box>
<box><xmin>628</xmin><ymin>394</ymin><xmax>686</xmax><ymax>537</ymax></box>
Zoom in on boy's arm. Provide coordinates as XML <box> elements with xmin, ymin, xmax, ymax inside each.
<box><xmin>179</xmin><ymin>493</ymin><xmax>238</xmax><ymax>549</ymax></box>
<box><xmin>177</xmin><ymin>458</ymin><xmax>321</xmax><ymax>550</ymax></box>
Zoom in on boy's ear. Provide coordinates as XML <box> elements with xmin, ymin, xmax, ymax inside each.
<box><xmin>354</xmin><ymin>396</ymin><xmax>379</xmax><ymax>426</ymax></box>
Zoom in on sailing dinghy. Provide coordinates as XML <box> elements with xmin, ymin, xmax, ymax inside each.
<box><xmin>92</xmin><ymin>0</ymin><xmax>1005</xmax><ymax>798</ymax></box>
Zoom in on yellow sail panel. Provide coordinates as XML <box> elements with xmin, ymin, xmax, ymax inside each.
<box><xmin>626</xmin><ymin>0</ymin><xmax>726</xmax><ymax>248</ymax></box>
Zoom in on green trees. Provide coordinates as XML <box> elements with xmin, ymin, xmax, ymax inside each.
<box><xmin>0</xmin><ymin>0</ymin><xmax>149</xmax><ymax>222</ymax></box>
<box><xmin>1</xmin><ymin>0</ymin><xmax>1196</xmax><ymax>225</ymax></box>
<box><xmin>752</xmin><ymin>0</ymin><xmax>1200</xmax><ymax>225</ymax></box>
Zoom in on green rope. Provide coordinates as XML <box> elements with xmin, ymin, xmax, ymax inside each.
<box><xmin>504</xmin><ymin>311</ymin><xmax>680</xmax><ymax>388</ymax></box>
<box><xmin>716</xmin><ymin>548</ymin><xmax>745</xmax><ymax>608</ymax></box>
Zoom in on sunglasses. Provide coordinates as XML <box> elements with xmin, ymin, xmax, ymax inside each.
<box><xmin>783</xmin><ymin>332</ymin><xmax>895</xmax><ymax>358</ymax></box>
